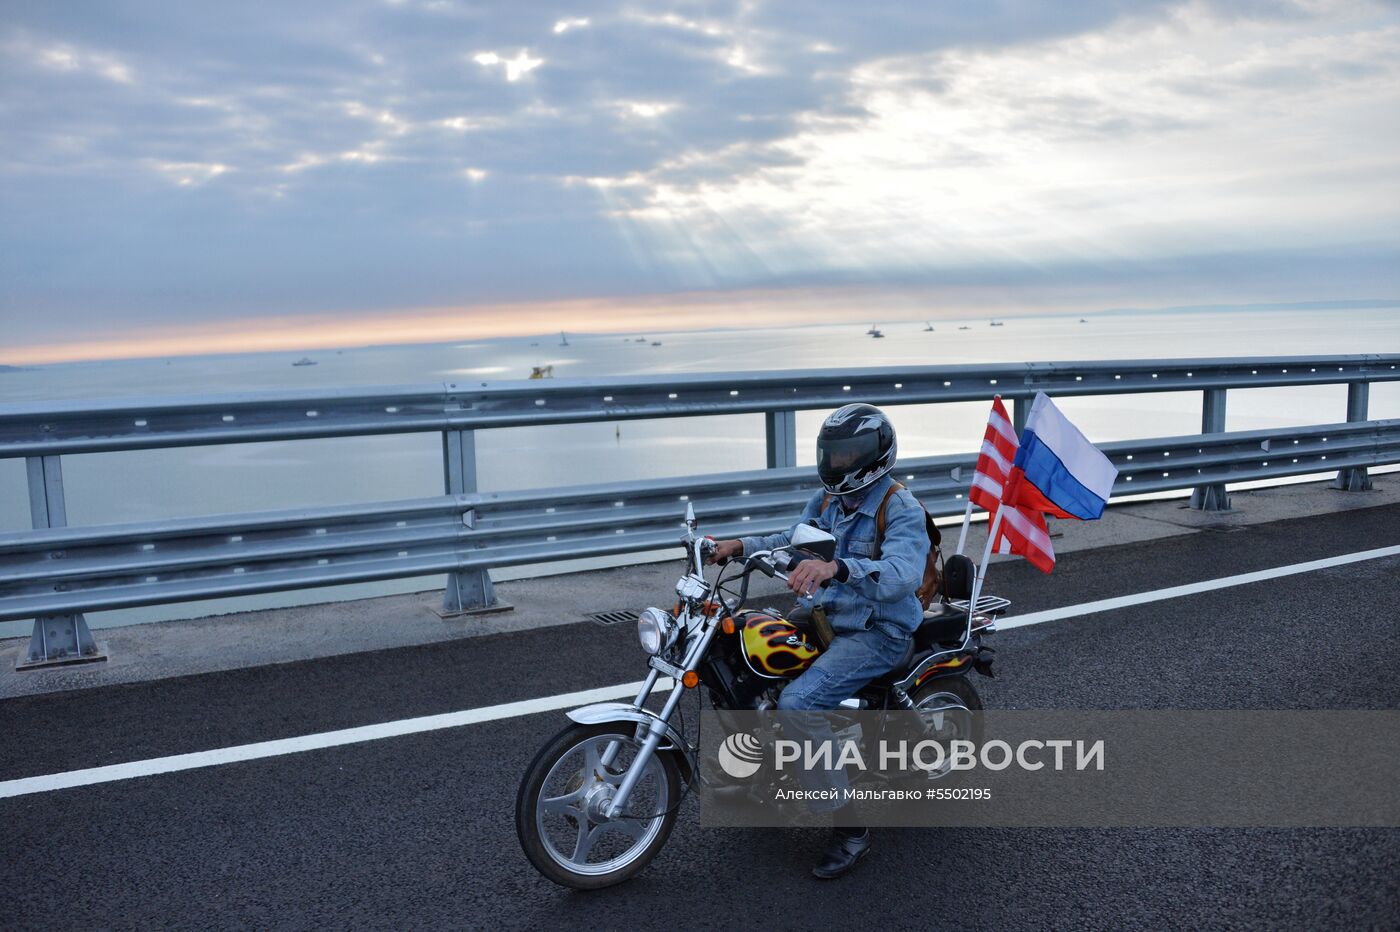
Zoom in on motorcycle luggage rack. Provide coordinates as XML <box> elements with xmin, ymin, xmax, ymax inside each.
<box><xmin>948</xmin><ymin>595</ymin><xmax>1011</xmax><ymax>616</ymax></box>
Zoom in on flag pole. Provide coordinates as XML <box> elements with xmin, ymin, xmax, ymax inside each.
<box><xmin>953</xmin><ymin>499</ymin><xmax>974</xmax><ymax>556</ymax></box>
<box><xmin>969</xmin><ymin>505</ymin><xmax>1006</xmax><ymax>619</ymax></box>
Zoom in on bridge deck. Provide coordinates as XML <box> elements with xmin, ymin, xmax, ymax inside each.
<box><xmin>2</xmin><ymin>483</ymin><xmax>1398</xmax><ymax>928</ymax></box>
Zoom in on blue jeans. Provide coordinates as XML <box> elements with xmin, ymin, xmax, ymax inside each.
<box><xmin>775</xmin><ymin>624</ymin><xmax>911</xmax><ymax>812</ymax></box>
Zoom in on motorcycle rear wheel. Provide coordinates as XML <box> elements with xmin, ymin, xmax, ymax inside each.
<box><xmin>908</xmin><ymin>675</ymin><xmax>983</xmax><ymax>781</ymax></box>
<box><xmin>516</xmin><ymin>721</ymin><xmax>682</xmax><ymax>890</ymax></box>
<box><xmin>911</xmin><ymin>674</ymin><xmax>983</xmax><ymax>713</ymax></box>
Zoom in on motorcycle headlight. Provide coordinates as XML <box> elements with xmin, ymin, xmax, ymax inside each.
<box><xmin>637</xmin><ymin>606</ymin><xmax>678</xmax><ymax>656</ymax></box>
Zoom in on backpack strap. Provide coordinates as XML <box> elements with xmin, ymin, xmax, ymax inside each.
<box><xmin>872</xmin><ymin>481</ymin><xmax>904</xmax><ymax>560</ymax></box>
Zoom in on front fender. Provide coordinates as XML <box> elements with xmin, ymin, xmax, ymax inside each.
<box><xmin>566</xmin><ymin>701</ymin><xmax>695</xmax><ymax>782</ymax></box>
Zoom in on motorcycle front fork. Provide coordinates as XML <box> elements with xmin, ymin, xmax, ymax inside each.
<box><xmin>598</xmin><ymin>670</ymin><xmax>660</xmax><ymax>770</ymax></box>
<box><xmin>601</xmin><ymin>621</ymin><xmax>720</xmax><ymax>818</ymax></box>
<box><xmin>597</xmin><ymin>669</ymin><xmax>686</xmax><ymax>819</ymax></box>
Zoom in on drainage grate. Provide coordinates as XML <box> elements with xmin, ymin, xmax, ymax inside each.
<box><xmin>588</xmin><ymin>609</ymin><xmax>641</xmax><ymax>627</ymax></box>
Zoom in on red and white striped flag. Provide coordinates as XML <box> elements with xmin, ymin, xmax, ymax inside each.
<box><xmin>968</xmin><ymin>396</ymin><xmax>1056</xmax><ymax>573</ymax></box>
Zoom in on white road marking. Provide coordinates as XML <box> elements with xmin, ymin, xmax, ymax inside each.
<box><xmin>995</xmin><ymin>543</ymin><xmax>1400</xmax><ymax>630</ymax></box>
<box><xmin>0</xmin><ymin>678</ymin><xmax>674</xmax><ymax>799</ymax></box>
<box><xmin>2</xmin><ymin>542</ymin><xmax>1397</xmax><ymax>800</ymax></box>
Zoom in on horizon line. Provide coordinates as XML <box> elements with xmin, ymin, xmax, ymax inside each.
<box><xmin>3</xmin><ymin>295</ymin><xmax>1396</xmax><ymax>368</ymax></box>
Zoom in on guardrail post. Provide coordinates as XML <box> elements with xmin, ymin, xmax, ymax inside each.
<box><xmin>1011</xmin><ymin>397</ymin><xmax>1028</xmax><ymax>436</ymax></box>
<box><xmin>438</xmin><ymin>429</ymin><xmax>510</xmax><ymax>616</ymax></box>
<box><xmin>18</xmin><ymin>455</ymin><xmax>107</xmax><ymax>670</ymax></box>
<box><xmin>765</xmin><ymin>410</ymin><xmax>797</xmax><ymax>469</ymax></box>
<box><xmin>1189</xmin><ymin>389</ymin><xmax>1231</xmax><ymax>511</ymax></box>
<box><xmin>1331</xmin><ymin>382</ymin><xmax>1373</xmax><ymax>492</ymax></box>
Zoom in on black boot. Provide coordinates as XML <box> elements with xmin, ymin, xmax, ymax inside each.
<box><xmin>811</xmin><ymin>826</ymin><xmax>871</xmax><ymax>879</ymax></box>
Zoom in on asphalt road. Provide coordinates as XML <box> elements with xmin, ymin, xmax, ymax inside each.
<box><xmin>3</xmin><ymin>504</ymin><xmax>1398</xmax><ymax>930</ymax></box>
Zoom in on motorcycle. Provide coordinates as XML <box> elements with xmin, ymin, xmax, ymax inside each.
<box><xmin>516</xmin><ymin>501</ymin><xmax>1007</xmax><ymax>889</ymax></box>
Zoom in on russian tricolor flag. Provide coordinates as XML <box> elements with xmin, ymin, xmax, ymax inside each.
<box><xmin>1004</xmin><ymin>392</ymin><xmax>1118</xmax><ymax>520</ymax></box>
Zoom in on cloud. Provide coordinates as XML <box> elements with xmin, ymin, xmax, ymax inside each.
<box><xmin>553</xmin><ymin>17</ymin><xmax>590</xmax><ymax>35</ymax></box>
<box><xmin>588</xmin><ymin>0</ymin><xmax>1400</xmax><ymax>282</ymax></box>
<box><xmin>472</xmin><ymin>49</ymin><xmax>544</xmax><ymax>81</ymax></box>
<box><xmin>148</xmin><ymin>159</ymin><xmax>231</xmax><ymax>186</ymax></box>
<box><xmin>3</xmin><ymin>31</ymin><xmax>136</xmax><ymax>84</ymax></box>
<box><xmin>0</xmin><ymin>0</ymin><xmax>1396</xmax><ymax>358</ymax></box>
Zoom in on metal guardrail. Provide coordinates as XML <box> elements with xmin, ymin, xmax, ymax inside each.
<box><xmin>2</xmin><ymin>417</ymin><xmax>1397</xmax><ymax>626</ymax></box>
<box><xmin>2</xmin><ymin>354</ymin><xmax>1397</xmax><ymax>668</ymax></box>
<box><xmin>3</xmin><ymin>356</ymin><xmax>1397</xmax><ymax>456</ymax></box>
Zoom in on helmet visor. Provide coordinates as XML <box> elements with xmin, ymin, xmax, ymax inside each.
<box><xmin>817</xmin><ymin>432</ymin><xmax>880</xmax><ymax>484</ymax></box>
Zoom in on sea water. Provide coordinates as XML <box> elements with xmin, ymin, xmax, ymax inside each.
<box><xmin>1</xmin><ymin>306</ymin><xmax>1396</xmax><ymax>634</ymax></box>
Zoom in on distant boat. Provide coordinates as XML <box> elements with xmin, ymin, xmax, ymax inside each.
<box><xmin>559</xmin><ymin>331</ymin><xmax>569</xmax><ymax>346</ymax></box>
<box><xmin>923</xmin><ymin>322</ymin><xmax>935</xmax><ymax>332</ymax></box>
<box><xmin>529</xmin><ymin>365</ymin><xmax>554</xmax><ymax>379</ymax></box>
<box><xmin>989</xmin><ymin>320</ymin><xmax>1004</xmax><ymax>327</ymax></box>
<box><xmin>1079</xmin><ymin>318</ymin><xmax>1088</xmax><ymax>323</ymax></box>
<box><xmin>957</xmin><ymin>325</ymin><xmax>970</xmax><ymax>331</ymax></box>
<box><xmin>651</xmin><ymin>341</ymin><xmax>663</xmax><ymax>346</ymax></box>
<box><xmin>869</xmin><ymin>329</ymin><xmax>885</xmax><ymax>339</ymax></box>
<box><xmin>866</xmin><ymin>323</ymin><xmax>880</xmax><ymax>335</ymax></box>
<box><xmin>292</xmin><ymin>357</ymin><xmax>317</xmax><ymax>367</ymax></box>
<box><xmin>634</xmin><ymin>337</ymin><xmax>648</xmax><ymax>343</ymax></box>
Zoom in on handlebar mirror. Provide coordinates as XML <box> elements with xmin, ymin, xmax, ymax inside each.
<box><xmin>790</xmin><ymin>523</ymin><xmax>836</xmax><ymax>561</ymax></box>
<box><xmin>684</xmin><ymin>501</ymin><xmax>696</xmax><ymax>530</ymax></box>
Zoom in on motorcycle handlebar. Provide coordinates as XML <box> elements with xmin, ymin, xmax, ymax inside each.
<box><xmin>737</xmin><ymin>551</ymin><xmax>832</xmax><ymax>588</ymax></box>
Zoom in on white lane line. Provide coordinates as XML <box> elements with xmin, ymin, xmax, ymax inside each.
<box><xmin>0</xmin><ymin>678</ymin><xmax>674</xmax><ymax>800</ymax></box>
<box><xmin>3</xmin><ymin>543</ymin><xmax>1397</xmax><ymax>800</ymax></box>
<box><xmin>997</xmin><ymin>543</ymin><xmax>1400</xmax><ymax>630</ymax></box>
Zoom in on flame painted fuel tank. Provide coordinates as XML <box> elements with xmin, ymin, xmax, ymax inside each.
<box><xmin>738</xmin><ymin>611</ymin><xmax>820</xmax><ymax>678</ymax></box>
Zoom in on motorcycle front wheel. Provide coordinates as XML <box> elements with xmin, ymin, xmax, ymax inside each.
<box><xmin>516</xmin><ymin>721</ymin><xmax>682</xmax><ymax>890</ymax></box>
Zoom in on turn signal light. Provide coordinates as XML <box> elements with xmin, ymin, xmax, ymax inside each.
<box><xmin>682</xmin><ymin>671</ymin><xmax>700</xmax><ymax>689</ymax></box>
<box><xmin>720</xmin><ymin>616</ymin><xmax>736</xmax><ymax>635</ymax></box>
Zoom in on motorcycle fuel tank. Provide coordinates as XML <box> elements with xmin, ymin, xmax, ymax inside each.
<box><xmin>739</xmin><ymin>611</ymin><xmax>820</xmax><ymax>678</ymax></box>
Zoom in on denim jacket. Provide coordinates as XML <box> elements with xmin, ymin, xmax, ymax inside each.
<box><xmin>740</xmin><ymin>473</ymin><xmax>929</xmax><ymax>637</ymax></box>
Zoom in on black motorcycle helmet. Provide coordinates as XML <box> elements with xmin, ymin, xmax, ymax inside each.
<box><xmin>816</xmin><ymin>403</ymin><xmax>897</xmax><ymax>495</ymax></box>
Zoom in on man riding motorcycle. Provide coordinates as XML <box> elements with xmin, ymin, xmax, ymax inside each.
<box><xmin>708</xmin><ymin>403</ymin><xmax>929</xmax><ymax>878</ymax></box>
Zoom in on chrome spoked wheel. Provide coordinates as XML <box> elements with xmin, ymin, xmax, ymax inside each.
<box><xmin>517</xmin><ymin>722</ymin><xmax>681</xmax><ymax>890</ymax></box>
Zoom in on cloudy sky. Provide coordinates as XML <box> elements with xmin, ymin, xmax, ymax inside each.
<box><xmin>1</xmin><ymin>0</ymin><xmax>1397</xmax><ymax>363</ymax></box>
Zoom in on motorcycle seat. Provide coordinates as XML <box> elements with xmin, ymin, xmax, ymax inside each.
<box><xmin>915</xmin><ymin>603</ymin><xmax>969</xmax><ymax>649</ymax></box>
